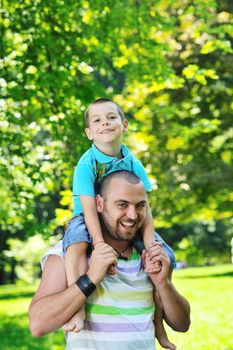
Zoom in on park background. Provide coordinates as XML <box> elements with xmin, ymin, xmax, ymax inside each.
<box><xmin>0</xmin><ymin>0</ymin><xmax>232</xmax><ymax>349</ymax></box>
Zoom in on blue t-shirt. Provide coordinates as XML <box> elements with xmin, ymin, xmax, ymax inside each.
<box><xmin>72</xmin><ymin>144</ymin><xmax>152</xmax><ymax>216</ymax></box>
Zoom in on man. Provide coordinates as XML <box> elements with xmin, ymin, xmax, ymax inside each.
<box><xmin>29</xmin><ymin>171</ymin><xmax>190</xmax><ymax>349</ymax></box>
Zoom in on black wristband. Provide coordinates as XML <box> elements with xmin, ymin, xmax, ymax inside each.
<box><xmin>75</xmin><ymin>274</ymin><xmax>96</xmax><ymax>298</ymax></box>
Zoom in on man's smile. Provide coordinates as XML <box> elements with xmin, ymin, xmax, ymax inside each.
<box><xmin>119</xmin><ymin>220</ymin><xmax>137</xmax><ymax>228</ymax></box>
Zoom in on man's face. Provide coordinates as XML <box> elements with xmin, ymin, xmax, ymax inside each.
<box><xmin>97</xmin><ymin>177</ymin><xmax>147</xmax><ymax>242</ymax></box>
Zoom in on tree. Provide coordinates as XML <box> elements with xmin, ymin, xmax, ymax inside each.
<box><xmin>1</xmin><ymin>0</ymin><xmax>232</xmax><ymax>282</ymax></box>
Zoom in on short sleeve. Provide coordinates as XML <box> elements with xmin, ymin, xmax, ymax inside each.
<box><xmin>40</xmin><ymin>240</ymin><xmax>64</xmax><ymax>270</ymax></box>
<box><xmin>73</xmin><ymin>162</ymin><xmax>96</xmax><ymax>197</ymax></box>
<box><xmin>132</xmin><ymin>158</ymin><xmax>152</xmax><ymax>192</ymax></box>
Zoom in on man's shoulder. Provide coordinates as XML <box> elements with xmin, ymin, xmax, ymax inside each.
<box><xmin>41</xmin><ymin>240</ymin><xmax>64</xmax><ymax>270</ymax></box>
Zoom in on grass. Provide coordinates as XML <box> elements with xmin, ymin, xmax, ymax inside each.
<box><xmin>0</xmin><ymin>284</ymin><xmax>65</xmax><ymax>350</ymax></box>
<box><xmin>157</xmin><ymin>264</ymin><xmax>233</xmax><ymax>350</ymax></box>
<box><xmin>0</xmin><ymin>264</ymin><xmax>232</xmax><ymax>350</ymax></box>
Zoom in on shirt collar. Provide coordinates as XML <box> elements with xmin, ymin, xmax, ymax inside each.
<box><xmin>92</xmin><ymin>144</ymin><xmax>130</xmax><ymax>163</ymax></box>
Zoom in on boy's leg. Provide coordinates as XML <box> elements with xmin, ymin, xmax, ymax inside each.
<box><xmin>63</xmin><ymin>242</ymin><xmax>88</xmax><ymax>332</ymax></box>
<box><xmin>65</xmin><ymin>242</ymin><xmax>88</xmax><ymax>285</ymax></box>
<box><xmin>153</xmin><ymin>288</ymin><xmax>176</xmax><ymax>350</ymax></box>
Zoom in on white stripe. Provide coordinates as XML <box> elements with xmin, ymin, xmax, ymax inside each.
<box><xmin>84</xmin><ymin>313</ymin><xmax>154</xmax><ymax>324</ymax></box>
<box><xmin>67</xmin><ymin>328</ymin><xmax>154</xmax><ymax>342</ymax></box>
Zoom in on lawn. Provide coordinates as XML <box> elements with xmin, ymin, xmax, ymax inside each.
<box><xmin>0</xmin><ymin>264</ymin><xmax>232</xmax><ymax>350</ymax></box>
<box><xmin>157</xmin><ymin>264</ymin><xmax>233</xmax><ymax>350</ymax></box>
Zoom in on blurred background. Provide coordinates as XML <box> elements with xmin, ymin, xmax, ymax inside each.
<box><xmin>0</xmin><ymin>0</ymin><xmax>232</xmax><ymax>349</ymax></box>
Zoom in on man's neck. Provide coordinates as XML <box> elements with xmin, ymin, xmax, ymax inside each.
<box><xmin>103</xmin><ymin>235</ymin><xmax>133</xmax><ymax>260</ymax></box>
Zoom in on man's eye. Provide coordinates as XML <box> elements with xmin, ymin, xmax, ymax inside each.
<box><xmin>137</xmin><ymin>203</ymin><xmax>145</xmax><ymax>209</ymax></box>
<box><xmin>117</xmin><ymin>203</ymin><xmax>127</xmax><ymax>208</ymax></box>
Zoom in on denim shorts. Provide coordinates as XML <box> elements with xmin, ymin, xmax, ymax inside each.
<box><xmin>62</xmin><ymin>214</ymin><xmax>92</xmax><ymax>252</ymax></box>
<box><xmin>156</xmin><ymin>232</ymin><xmax>176</xmax><ymax>269</ymax></box>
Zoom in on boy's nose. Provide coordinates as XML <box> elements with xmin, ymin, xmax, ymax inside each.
<box><xmin>102</xmin><ymin>119</ymin><xmax>109</xmax><ymax>125</ymax></box>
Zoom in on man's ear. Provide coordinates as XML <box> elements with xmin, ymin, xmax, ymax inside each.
<box><xmin>96</xmin><ymin>194</ymin><xmax>104</xmax><ymax>212</ymax></box>
<box><xmin>85</xmin><ymin>128</ymin><xmax>93</xmax><ymax>140</ymax></box>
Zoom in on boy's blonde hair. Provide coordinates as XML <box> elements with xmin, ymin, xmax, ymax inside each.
<box><xmin>84</xmin><ymin>98</ymin><xmax>125</xmax><ymax>127</ymax></box>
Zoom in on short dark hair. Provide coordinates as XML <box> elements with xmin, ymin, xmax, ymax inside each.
<box><xmin>84</xmin><ymin>98</ymin><xmax>125</xmax><ymax>127</ymax></box>
<box><xmin>98</xmin><ymin>170</ymin><xmax>141</xmax><ymax>197</ymax></box>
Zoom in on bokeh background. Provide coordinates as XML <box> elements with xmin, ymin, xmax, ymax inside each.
<box><xmin>0</xmin><ymin>0</ymin><xmax>232</xmax><ymax>349</ymax></box>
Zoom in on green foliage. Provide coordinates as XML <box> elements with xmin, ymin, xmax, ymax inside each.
<box><xmin>3</xmin><ymin>234</ymin><xmax>60</xmax><ymax>283</ymax></box>
<box><xmin>162</xmin><ymin>220</ymin><xmax>232</xmax><ymax>265</ymax></box>
<box><xmin>1</xmin><ymin>0</ymin><xmax>233</xmax><ymax>282</ymax></box>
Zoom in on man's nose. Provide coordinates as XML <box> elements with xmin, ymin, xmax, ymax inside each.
<box><xmin>126</xmin><ymin>206</ymin><xmax>137</xmax><ymax>220</ymax></box>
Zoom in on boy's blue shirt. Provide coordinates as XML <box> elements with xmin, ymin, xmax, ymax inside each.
<box><xmin>72</xmin><ymin>144</ymin><xmax>152</xmax><ymax>216</ymax></box>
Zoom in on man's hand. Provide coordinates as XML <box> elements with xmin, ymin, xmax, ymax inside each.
<box><xmin>93</xmin><ymin>241</ymin><xmax>117</xmax><ymax>275</ymax></box>
<box><xmin>142</xmin><ymin>242</ymin><xmax>171</xmax><ymax>287</ymax></box>
<box><xmin>87</xmin><ymin>243</ymin><xmax>117</xmax><ymax>285</ymax></box>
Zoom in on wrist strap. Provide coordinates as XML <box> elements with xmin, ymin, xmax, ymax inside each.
<box><xmin>76</xmin><ymin>274</ymin><xmax>96</xmax><ymax>298</ymax></box>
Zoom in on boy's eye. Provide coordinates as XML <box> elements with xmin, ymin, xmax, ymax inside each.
<box><xmin>108</xmin><ymin>114</ymin><xmax>117</xmax><ymax>120</ymax></box>
<box><xmin>93</xmin><ymin>119</ymin><xmax>100</xmax><ymax>123</ymax></box>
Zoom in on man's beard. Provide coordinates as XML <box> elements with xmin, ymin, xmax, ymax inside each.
<box><xmin>100</xmin><ymin>214</ymin><xmax>139</xmax><ymax>242</ymax></box>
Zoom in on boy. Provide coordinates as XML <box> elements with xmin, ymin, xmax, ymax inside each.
<box><xmin>62</xmin><ymin>98</ymin><xmax>176</xmax><ymax>350</ymax></box>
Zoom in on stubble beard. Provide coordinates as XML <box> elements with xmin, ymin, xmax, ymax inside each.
<box><xmin>101</xmin><ymin>215</ymin><xmax>139</xmax><ymax>242</ymax></box>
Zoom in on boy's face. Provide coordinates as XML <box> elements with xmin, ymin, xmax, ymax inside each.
<box><xmin>85</xmin><ymin>102</ymin><xmax>128</xmax><ymax>149</ymax></box>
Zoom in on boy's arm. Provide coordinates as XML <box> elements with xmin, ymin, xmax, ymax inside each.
<box><xmin>141</xmin><ymin>205</ymin><xmax>155</xmax><ymax>249</ymax></box>
<box><xmin>80</xmin><ymin>195</ymin><xmax>104</xmax><ymax>245</ymax></box>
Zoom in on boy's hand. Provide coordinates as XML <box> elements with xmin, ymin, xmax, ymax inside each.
<box><xmin>142</xmin><ymin>242</ymin><xmax>170</xmax><ymax>286</ymax></box>
<box><xmin>107</xmin><ymin>263</ymin><xmax>117</xmax><ymax>275</ymax></box>
<box><xmin>144</xmin><ymin>242</ymin><xmax>163</xmax><ymax>273</ymax></box>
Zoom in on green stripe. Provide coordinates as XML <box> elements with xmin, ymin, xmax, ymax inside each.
<box><xmin>129</xmin><ymin>250</ymin><xmax>140</xmax><ymax>260</ymax></box>
<box><xmin>86</xmin><ymin>303</ymin><xmax>155</xmax><ymax>315</ymax></box>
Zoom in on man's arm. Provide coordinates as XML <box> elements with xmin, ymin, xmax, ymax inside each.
<box><xmin>157</xmin><ymin>276</ymin><xmax>191</xmax><ymax>332</ymax></box>
<box><xmin>29</xmin><ymin>254</ymin><xmax>86</xmax><ymax>337</ymax></box>
<box><xmin>143</xmin><ymin>244</ymin><xmax>191</xmax><ymax>332</ymax></box>
<box><xmin>29</xmin><ymin>244</ymin><xmax>117</xmax><ymax>337</ymax></box>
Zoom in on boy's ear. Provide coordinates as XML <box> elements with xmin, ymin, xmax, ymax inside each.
<box><xmin>85</xmin><ymin>128</ymin><xmax>93</xmax><ymax>141</ymax></box>
<box><xmin>96</xmin><ymin>195</ymin><xmax>104</xmax><ymax>212</ymax></box>
<box><xmin>123</xmin><ymin>119</ymin><xmax>128</xmax><ymax>133</ymax></box>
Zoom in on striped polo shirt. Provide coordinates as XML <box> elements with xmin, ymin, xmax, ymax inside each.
<box><xmin>66</xmin><ymin>249</ymin><xmax>156</xmax><ymax>350</ymax></box>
